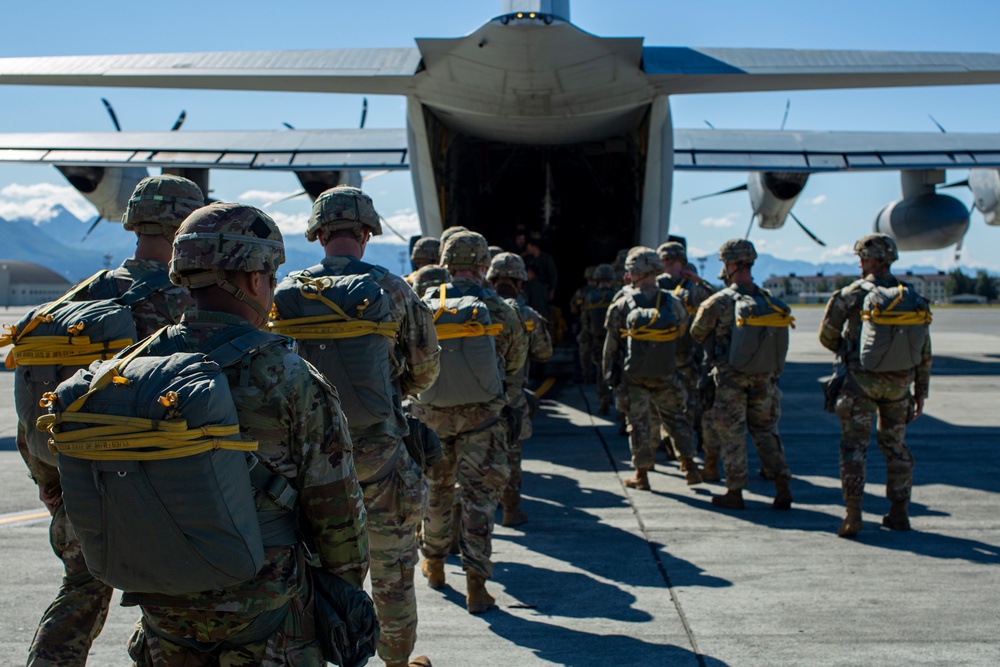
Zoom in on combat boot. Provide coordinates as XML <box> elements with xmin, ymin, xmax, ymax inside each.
<box><xmin>773</xmin><ymin>476</ymin><xmax>793</xmax><ymax>510</ymax></box>
<box><xmin>701</xmin><ymin>451</ymin><xmax>721</xmax><ymax>482</ymax></box>
<box><xmin>838</xmin><ymin>497</ymin><xmax>863</xmax><ymax>538</ymax></box>
<box><xmin>598</xmin><ymin>396</ymin><xmax>611</xmax><ymax>415</ymax></box>
<box><xmin>680</xmin><ymin>457</ymin><xmax>703</xmax><ymax>485</ymax></box>
<box><xmin>501</xmin><ymin>503</ymin><xmax>528</xmax><ymax>527</ymax></box>
<box><xmin>466</xmin><ymin>572</ymin><xmax>497</xmax><ymax>614</ymax></box>
<box><xmin>882</xmin><ymin>501</ymin><xmax>911</xmax><ymax>531</ymax></box>
<box><xmin>711</xmin><ymin>488</ymin><xmax>745</xmax><ymax>510</ymax></box>
<box><xmin>623</xmin><ymin>468</ymin><xmax>651</xmax><ymax>491</ymax></box>
<box><xmin>420</xmin><ymin>557</ymin><xmax>445</xmax><ymax>590</ymax></box>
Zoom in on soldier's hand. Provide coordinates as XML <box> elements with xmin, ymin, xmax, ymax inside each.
<box><xmin>912</xmin><ymin>396</ymin><xmax>925</xmax><ymax>421</ymax></box>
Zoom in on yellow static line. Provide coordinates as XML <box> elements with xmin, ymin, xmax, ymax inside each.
<box><xmin>534</xmin><ymin>377</ymin><xmax>556</xmax><ymax>399</ymax></box>
<box><xmin>0</xmin><ymin>510</ymin><xmax>49</xmax><ymax>526</ymax></box>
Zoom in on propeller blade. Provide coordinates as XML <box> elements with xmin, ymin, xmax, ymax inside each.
<box><xmin>744</xmin><ymin>213</ymin><xmax>755</xmax><ymax>240</ymax></box>
<box><xmin>703</xmin><ymin>120</ymin><xmax>716</xmax><ymax>130</ymax></box>
<box><xmin>101</xmin><ymin>98</ymin><xmax>121</xmax><ymax>132</ymax></box>
<box><xmin>789</xmin><ymin>211</ymin><xmax>827</xmax><ymax>246</ymax></box>
<box><xmin>941</xmin><ymin>179</ymin><xmax>970</xmax><ymax>189</ymax></box>
<box><xmin>81</xmin><ymin>215</ymin><xmax>103</xmax><ymax>242</ymax></box>
<box><xmin>780</xmin><ymin>98</ymin><xmax>791</xmax><ymax>131</ymax></box>
<box><xmin>954</xmin><ymin>233</ymin><xmax>965</xmax><ymax>262</ymax></box>
<box><xmin>360</xmin><ymin>98</ymin><xmax>368</xmax><ymax>129</ymax></box>
<box><xmin>378</xmin><ymin>214</ymin><xmax>408</xmax><ymax>243</ymax></box>
<box><xmin>170</xmin><ymin>110</ymin><xmax>187</xmax><ymax>132</ymax></box>
<box><xmin>282</xmin><ymin>122</ymin><xmax>295</xmax><ymax>130</ymax></box>
<box><xmin>262</xmin><ymin>190</ymin><xmax>307</xmax><ymax>208</ymax></box>
<box><xmin>928</xmin><ymin>114</ymin><xmax>947</xmax><ymax>134</ymax></box>
<box><xmin>681</xmin><ymin>183</ymin><xmax>748</xmax><ymax>205</ymax></box>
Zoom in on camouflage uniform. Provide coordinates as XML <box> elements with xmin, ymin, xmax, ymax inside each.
<box><xmin>819</xmin><ymin>234</ymin><xmax>931</xmax><ymax>535</ymax></box>
<box><xmin>405</xmin><ymin>237</ymin><xmax>441</xmax><ymax>286</ymax></box>
<box><xmin>18</xmin><ymin>175</ymin><xmax>201</xmax><ymax>667</ymax></box>
<box><xmin>410</xmin><ymin>264</ymin><xmax>450</xmax><ymax>299</ymax></box>
<box><xmin>569</xmin><ymin>267</ymin><xmax>595</xmax><ymax>381</ymax></box>
<box><xmin>125</xmin><ymin>203</ymin><xmax>369</xmax><ymax>666</ymax></box>
<box><xmin>584</xmin><ymin>264</ymin><xmax>617</xmax><ymax>413</ymax></box>
<box><xmin>275</xmin><ymin>187</ymin><xmax>441</xmax><ymax>666</ymax></box>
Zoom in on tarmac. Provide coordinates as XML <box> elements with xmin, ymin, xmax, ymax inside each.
<box><xmin>1</xmin><ymin>306</ymin><xmax>998</xmax><ymax>666</ymax></box>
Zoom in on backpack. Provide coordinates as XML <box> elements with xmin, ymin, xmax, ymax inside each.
<box><xmin>419</xmin><ymin>283</ymin><xmax>504</xmax><ymax>408</ymax></box>
<box><xmin>726</xmin><ymin>288</ymin><xmax>794</xmax><ymax>375</ymax></box>
<box><xmin>269</xmin><ymin>261</ymin><xmax>399</xmax><ymax>430</ymax></box>
<box><xmin>2</xmin><ymin>270</ymin><xmax>173</xmax><ymax>467</ymax></box>
<box><xmin>858</xmin><ymin>280</ymin><xmax>931</xmax><ymax>372</ymax></box>
<box><xmin>621</xmin><ymin>288</ymin><xmax>682</xmax><ymax>380</ymax></box>
<box><xmin>35</xmin><ymin>326</ymin><xmax>295</xmax><ymax>596</ymax></box>
<box><xmin>583</xmin><ymin>287</ymin><xmax>616</xmax><ymax>337</ymax></box>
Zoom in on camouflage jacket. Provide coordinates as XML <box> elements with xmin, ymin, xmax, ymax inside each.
<box><xmin>137</xmin><ymin>310</ymin><xmax>368</xmax><ymax>616</ymax></box>
<box><xmin>690</xmin><ymin>281</ymin><xmax>771</xmax><ymax>375</ymax></box>
<box><xmin>603</xmin><ymin>284</ymin><xmax>690</xmax><ymax>383</ymax></box>
<box><xmin>819</xmin><ymin>273</ymin><xmax>932</xmax><ymax>398</ymax></box>
<box><xmin>657</xmin><ymin>273</ymin><xmax>715</xmax><ymax>367</ymax></box>
<box><xmin>76</xmin><ymin>258</ymin><xmax>192</xmax><ymax>339</ymax></box>
<box><xmin>569</xmin><ymin>285</ymin><xmax>591</xmax><ymax>320</ymax></box>
<box><xmin>505</xmin><ymin>296</ymin><xmax>554</xmax><ymax>403</ymax></box>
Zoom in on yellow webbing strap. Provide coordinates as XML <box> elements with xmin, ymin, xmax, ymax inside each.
<box><xmin>431</xmin><ymin>284</ymin><xmax>502</xmax><ymax>340</ymax></box>
<box><xmin>673</xmin><ymin>284</ymin><xmax>696</xmax><ymax>314</ymax></box>
<box><xmin>861</xmin><ymin>282</ymin><xmax>932</xmax><ymax>326</ymax></box>
<box><xmin>7</xmin><ymin>336</ymin><xmax>134</xmax><ymax>368</ymax></box>
<box><xmin>268</xmin><ymin>275</ymin><xmax>400</xmax><ymax>340</ymax></box>
<box><xmin>620</xmin><ymin>291</ymin><xmax>682</xmax><ymax>342</ymax></box>
<box><xmin>736</xmin><ymin>292</ymin><xmax>796</xmax><ymax>329</ymax></box>
<box><xmin>583</xmin><ymin>299</ymin><xmax>612</xmax><ymax>311</ymax></box>
<box><xmin>525</xmin><ymin>320</ymin><xmax>536</xmax><ymax>333</ymax></box>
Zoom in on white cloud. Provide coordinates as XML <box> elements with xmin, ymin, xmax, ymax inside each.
<box><xmin>808</xmin><ymin>195</ymin><xmax>828</xmax><ymax>206</ymax></box>
<box><xmin>819</xmin><ymin>244</ymin><xmax>856</xmax><ymax>262</ymax></box>
<box><xmin>371</xmin><ymin>211</ymin><xmax>420</xmax><ymax>244</ymax></box>
<box><xmin>236</xmin><ymin>189</ymin><xmax>305</xmax><ymax>206</ymax></box>
<box><xmin>687</xmin><ymin>245</ymin><xmax>710</xmax><ymax>258</ymax></box>
<box><xmin>268</xmin><ymin>210</ymin><xmax>310</xmax><ymax>236</ymax></box>
<box><xmin>0</xmin><ymin>182</ymin><xmax>94</xmax><ymax>222</ymax></box>
<box><xmin>698</xmin><ymin>212</ymin><xmax>740</xmax><ymax>228</ymax></box>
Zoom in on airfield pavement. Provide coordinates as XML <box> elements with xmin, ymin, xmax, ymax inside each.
<box><xmin>1</xmin><ymin>306</ymin><xmax>998</xmax><ymax>666</ymax></box>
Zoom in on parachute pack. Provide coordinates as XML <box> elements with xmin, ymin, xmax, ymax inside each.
<box><xmin>36</xmin><ymin>326</ymin><xmax>296</xmax><ymax>596</ymax></box>
<box><xmin>621</xmin><ymin>288</ymin><xmax>682</xmax><ymax>380</ymax></box>
<box><xmin>858</xmin><ymin>280</ymin><xmax>931</xmax><ymax>372</ymax></box>
<box><xmin>2</xmin><ymin>271</ymin><xmax>172</xmax><ymax>466</ymax></box>
<box><xmin>269</xmin><ymin>261</ymin><xmax>400</xmax><ymax>430</ymax></box>
<box><xmin>419</xmin><ymin>283</ymin><xmax>504</xmax><ymax>408</ymax></box>
<box><xmin>583</xmin><ymin>287</ymin><xmax>617</xmax><ymax>336</ymax></box>
<box><xmin>726</xmin><ymin>288</ymin><xmax>794</xmax><ymax>375</ymax></box>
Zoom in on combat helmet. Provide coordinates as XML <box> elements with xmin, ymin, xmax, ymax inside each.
<box><xmin>584</xmin><ymin>265</ymin><xmax>597</xmax><ymax>281</ymax></box>
<box><xmin>624</xmin><ymin>246</ymin><xmax>662</xmax><ymax>276</ymax></box>
<box><xmin>305</xmin><ymin>186</ymin><xmax>381</xmax><ymax>242</ymax></box>
<box><xmin>441</xmin><ymin>231</ymin><xmax>490</xmax><ymax>271</ymax></box>
<box><xmin>592</xmin><ymin>263</ymin><xmax>615</xmax><ymax>283</ymax></box>
<box><xmin>412</xmin><ymin>264</ymin><xmax>450</xmax><ymax>298</ymax></box>
<box><xmin>439</xmin><ymin>225</ymin><xmax>469</xmax><ymax>247</ymax></box>
<box><xmin>171</xmin><ymin>202</ymin><xmax>285</xmax><ymax>319</ymax></box>
<box><xmin>122</xmin><ymin>175</ymin><xmax>205</xmax><ymax>239</ymax></box>
<box><xmin>718</xmin><ymin>238</ymin><xmax>757</xmax><ymax>265</ymax></box>
<box><xmin>487</xmin><ymin>252</ymin><xmax>528</xmax><ymax>282</ymax></box>
<box><xmin>411</xmin><ymin>237</ymin><xmax>441</xmax><ymax>267</ymax></box>
<box><xmin>657</xmin><ymin>241</ymin><xmax>687</xmax><ymax>263</ymax></box>
<box><xmin>854</xmin><ymin>233</ymin><xmax>899</xmax><ymax>263</ymax></box>
<box><xmin>488</xmin><ymin>245</ymin><xmax>505</xmax><ymax>259</ymax></box>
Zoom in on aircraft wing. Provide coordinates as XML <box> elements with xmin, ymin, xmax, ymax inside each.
<box><xmin>673</xmin><ymin>129</ymin><xmax>1000</xmax><ymax>172</ymax></box>
<box><xmin>0</xmin><ymin>48</ymin><xmax>420</xmax><ymax>95</ymax></box>
<box><xmin>646</xmin><ymin>47</ymin><xmax>1000</xmax><ymax>94</ymax></box>
<box><xmin>0</xmin><ymin>129</ymin><xmax>409</xmax><ymax>170</ymax></box>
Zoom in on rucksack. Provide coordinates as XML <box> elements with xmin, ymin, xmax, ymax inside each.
<box><xmin>858</xmin><ymin>279</ymin><xmax>931</xmax><ymax>372</ymax></box>
<box><xmin>2</xmin><ymin>270</ymin><xmax>173</xmax><ymax>467</ymax></box>
<box><xmin>269</xmin><ymin>261</ymin><xmax>400</xmax><ymax>430</ymax></box>
<box><xmin>35</xmin><ymin>326</ymin><xmax>295</xmax><ymax>596</ymax></box>
<box><xmin>726</xmin><ymin>288</ymin><xmax>794</xmax><ymax>375</ymax></box>
<box><xmin>583</xmin><ymin>287</ymin><xmax>616</xmax><ymax>337</ymax></box>
<box><xmin>621</xmin><ymin>288</ymin><xmax>682</xmax><ymax>380</ymax></box>
<box><xmin>419</xmin><ymin>283</ymin><xmax>504</xmax><ymax>408</ymax></box>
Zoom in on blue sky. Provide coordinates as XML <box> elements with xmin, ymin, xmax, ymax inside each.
<box><xmin>1</xmin><ymin>0</ymin><xmax>999</xmax><ymax>269</ymax></box>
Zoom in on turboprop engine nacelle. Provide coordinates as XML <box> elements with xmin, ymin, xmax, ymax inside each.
<box><xmin>55</xmin><ymin>165</ymin><xmax>149</xmax><ymax>221</ymax></box>
<box><xmin>295</xmin><ymin>170</ymin><xmax>362</xmax><ymax>201</ymax></box>
<box><xmin>748</xmin><ymin>171</ymin><xmax>808</xmax><ymax>229</ymax></box>
<box><xmin>968</xmin><ymin>168</ymin><xmax>1000</xmax><ymax>225</ymax></box>
<box><xmin>873</xmin><ymin>193</ymin><xmax>970</xmax><ymax>251</ymax></box>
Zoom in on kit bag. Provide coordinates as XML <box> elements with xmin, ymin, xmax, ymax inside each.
<box><xmin>727</xmin><ymin>288</ymin><xmax>794</xmax><ymax>375</ymax></box>
<box><xmin>621</xmin><ymin>288</ymin><xmax>682</xmax><ymax>380</ymax></box>
<box><xmin>858</xmin><ymin>280</ymin><xmax>931</xmax><ymax>372</ymax></box>
<box><xmin>270</xmin><ymin>261</ymin><xmax>399</xmax><ymax>429</ymax></box>
<box><xmin>419</xmin><ymin>283</ymin><xmax>503</xmax><ymax>407</ymax></box>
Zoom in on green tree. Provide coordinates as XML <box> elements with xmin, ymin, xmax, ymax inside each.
<box><xmin>944</xmin><ymin>268</ymin><xmax>974</xmax><ymax>296</ymax></box>
<box><xmin>974</xmin><ymin>270</ymin><xmax>998</xmax><ymax>301</ymax></box>
<box><xmin>834</xmin><ymin>276</ymin><xmax>853</xmax><ymax>290</ymax></box>
<box><xmin>816</xmin><ymin>279</ymin><xmax>830</xmax><ymax>293</ymax></box>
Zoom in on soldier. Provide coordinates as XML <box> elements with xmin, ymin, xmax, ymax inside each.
<box><xmin>691</xmin><ymin>239</ymin><xmax>794</xmax><ymax>510</ymax></box>
<box><xmin>405</xmin><ymin>237</ymin><xmax>441</xmax><ymax>285</ymax></box>
<box><xmin>18</xmin><ymin>174</ymin><xmax>202</xmax><ymax>667</ymax></box>
<box><xmin>487</xmin><ymin>252</ymin><xmax>554</xmax><ymax>527</ymax></box>
<box><xmin>569</xmin><ymin>266</ymin><xmax>596</xmax><ymax>382</ymax></box>
<box><xmin>656</xmin><ymin>241</ymin><xmax>716</xmax><ymax>472</ymax></box>
<box><xmin>270</xmin><ymin>186</ymin><xmax>440</xmax><ymax>667</ymax></box>
<box><xmin>603</xmin><ymin>247</ymin><xmax>702</xmax><ymax>490</ymax></box>
<box><xmin>410</xmin><ymin>231</ymin><xmax>528</xmax><ymax>614</ymax></box>
<box><xmin>582</xmin><ymin>264</ymin><xmax>618</xmax><ymax>415</ymax></box>
<box><xmin>411</xmin><ymin>264</ymin><xmax>450</xmax><ymax>299</ymax></box>
<box><xmin>126</xmin><ymin>202</ymin><xmax>369</xmax><ymax>664</ymax></box>
<box><xmin>819</xmin><ymin>233</ymin><xmax>931</xmax><ymax>538</ymax></box>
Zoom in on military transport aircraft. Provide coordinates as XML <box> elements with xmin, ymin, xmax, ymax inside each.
<box><xmin>2</xmin><ymin>0</ymin><xmax>1000</xmax><ymax>291</ymax></box>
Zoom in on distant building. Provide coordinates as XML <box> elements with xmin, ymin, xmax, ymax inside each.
<box><xmin>0</xmin><ymin>260</ymin><xmax>71</xmax><ymax>307</ymax></box>
<box><xmin>763</xmin><ymin>270</ymin><xmax>950</xmax><ymax>304</ymax></box>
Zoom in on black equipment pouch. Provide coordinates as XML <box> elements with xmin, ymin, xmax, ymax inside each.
<box><xmin>311</xmin><ymin>567</ymin><xmax>379</xmax><ymax>667</ymax></box>
<box><xmin>402</xmin><ymin>415</ymin><xmax>443</xmax><ymax>471</ymax></box>
<box><xmin>822</xmin><ymin>370</ymin><xmax>847</xmax><ymax>414</ymax></box>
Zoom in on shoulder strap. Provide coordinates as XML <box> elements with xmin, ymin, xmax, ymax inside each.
<box><xmin>205</xmin><ymin>328</ymin><xmax>289</xmax><ymax>387</ymax></box>
<box><xmin>117</xmin><ymin>271</ymin><xmax>175</xmax><ymax>307</ymax></box>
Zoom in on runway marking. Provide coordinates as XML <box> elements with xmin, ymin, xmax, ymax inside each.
<box><xmin>0</xmin><ymin>510</ymin><xmax>49</xmax><ymax>527</ymax></box>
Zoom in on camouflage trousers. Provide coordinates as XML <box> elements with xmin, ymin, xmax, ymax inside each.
<box><xmin>625</xmin><ymin>375</ymin><xmax>696</xmax><ymax>470</ymax></box>
<box><xmin>706</xmin><ymin>371</ymin><xmax>791</xmax><ymax>490</ymax></box>
<box><xmin>359</xmin><ymin>436</ymin><xmax>428</xmax><ymax>666</ymax></box>
<box><xmin>502</xmin><ymin>396</ymin><xmax>536</xmax><ymax>506</ymax></box>
<box><xmin>835</xmin><ymin>373</ymin><xmax>915</xmax><ymax>503</ymax></box>
<box><xmin>591</xmin><ymin>343</ymin><xmax>610</xmax><ymax>403</ymax></box>
<box><xmin>417</xmin><ymin>405</ymin><xmax>510</xmax><ymax>579</ymax></box>
<box><xmin>17</xmin><ymin>423</ymin><xmax>114</xmax><ymax>667</ymax></box>
<box><xmin>656</xmin><ymin>364</ymin><xmax>701</xmax><ymax>455</ymax></box>
<box><xmin>577</xmin><ymin>328</ymin><xmax>594</xmax><ymax>380</ymax></box>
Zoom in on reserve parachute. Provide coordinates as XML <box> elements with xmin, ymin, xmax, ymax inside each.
<box><xmin>858</xmin><ymin>280</ymin><xmax>931</xmax><ymax>372</ymax></box>
<box><xmin>727</xmin><ymin>288</ymin><xmax>794</xmax><ymax>375</ymax></box>
<box><xmin>621</xmin><ymin>288</ymin><xmax>682</xmax><ymax>379</ymax></box>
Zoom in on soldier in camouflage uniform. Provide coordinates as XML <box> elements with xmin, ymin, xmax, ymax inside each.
<box><xmin>272</xmin><ymin>187</ymin><xmax>440</xmax><ymax>667</ymax></box>
<box><xmin>409</xmin><ymin>232</ymin><xmax>528</xmax><ymax>614</ymax></box>
<box><xmin>691</xmin><ymin>239</ymin><xmax>793</xmax><ymax>510</ymax></box>
<box><xmin>411</xmin><ymin>264</ymin><xmax>450</xmax><ymax>299</ymax></box>
<box><xmin>125</xmin><ymin>202</ymin><xmax>369</xmax><ymax>666</ymax></box>
<box><xmin>18</xmin><ymin>174</ymin><xmax>202</xmax><ymax>667</ymax></box>
<box><xmin>569</xmin><ymin>266</ymin><xmax>596</xmax><ymax>382</ymax></box>
<box><xmin>405</xmin><ymin>237</ymin><xmax>441</xmax><ymax>287</ymax></box>
<box><xmin>488</xmin><ymin>252</ymin><xmax>554</xmax><ymax>527</ymax></box>
<box><xmin>583</xmin><ymin>264</ymin><xmax>617</xmax><ymax>415</ymax></box>
<box><xmin>819</xmin><ymin>233</ymin><xmax>931</xmax><ymax>538</ymax></box>
<box><xmin>656</xmin><ymin>241</ymin><xmax>716</xmax><ymax>473</ymax></box>
<box><xmin>603</xmin><ymin>247</ymin><xmax>702</xmax><ymax>490</ymax></box>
